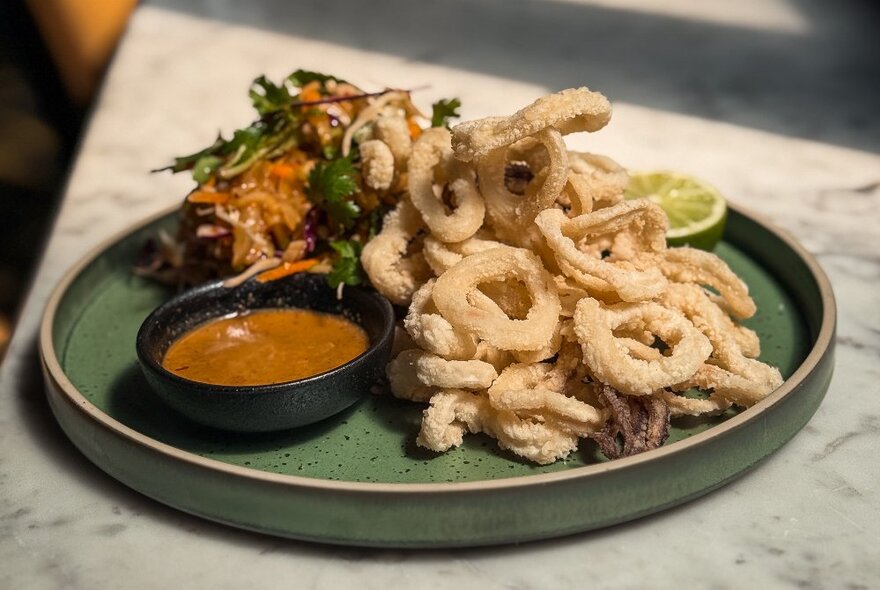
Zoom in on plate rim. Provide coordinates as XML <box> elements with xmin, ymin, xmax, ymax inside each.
<box><xmin>39</xmin><ymin>202</ymin><xmax>836</xmax><ymax>494</ymax></box>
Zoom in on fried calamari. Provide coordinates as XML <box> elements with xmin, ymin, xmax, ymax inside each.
<box><xmin>365</xmin><ymin>88</ymin><xmax>783</xmax><ymax>465</ymax></box>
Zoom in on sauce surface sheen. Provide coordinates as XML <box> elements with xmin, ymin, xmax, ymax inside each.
<box><xmin>163</xmin><ymin>308</ymin><xmax>368</xmax><ymax>386</ymax></box>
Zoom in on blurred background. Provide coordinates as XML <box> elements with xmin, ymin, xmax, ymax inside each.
<box><xmin>0</xmin><ymin>1</ymin><xmax>135</xmax><ymax>358</ymax></box>
<box><xmin>0</xmin><ymin>0</ymin><xmax>877</xmax><ymax>361</ymax></box>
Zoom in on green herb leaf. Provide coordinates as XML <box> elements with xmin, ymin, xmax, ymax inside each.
<box><xmin>217</xmin><ymin>121</ymin><xmax>279</xmax><ymax>178</ymax></box>
<box><xmin>288</xmin><ymin>70</ymin><xmax>347</xmax><ymax>88</ymax></box>
<box><xmin>322</xmin><ymin>143</ymin><xmax>340</xmax><ymax>160</ymax></box>
<box><xmin>307</xmin><ymin>157</ymin><xmax>361</xmax><ymax>230</ymax></box>
<box><xmin>192</xmin><ymin>155</ymin><xmax>223</xmax><ymax>183</ymax></box>
<box><xmin>158</xmin><ymin>70</ymin><xmax>353</xmax><ymax>181</ymax></box>
<box><xmin>431</xmin><ymin>98</ymin><xmax>461</xmax><ymax>128</ymax></box>
<box><xmin>327</xmin><ymin>239</ymin><xmax>364</xmax><ymax>287</ymax></box>
<box><xmin>368</xmin><ymin>204</ymin><xmax>391</xmax><ymax>239</ymax></box>
<box><xmin>249</xmin><ymin>75</ymin><xmax>293</xmax><ymax>116</ymax></box>
<box><xmin>227</xmin><ymin>123</ymin><xmax>268</xmax><ymax>155</ymax></box>
<box><xmin>328</xmin><ymin>199</ymin><xmax>361</xmax><ymax>231</ymax></box>
<box><xmin>152</xmin><ymin>135</ymin><xmax>227</xmax><ymax>174</ymax></box>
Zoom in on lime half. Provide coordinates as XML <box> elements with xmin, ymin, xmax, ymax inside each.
<box><xmin>625</xmin><ymin>171</ymin><xmax>727</xmax><ymax>251</ymax></box>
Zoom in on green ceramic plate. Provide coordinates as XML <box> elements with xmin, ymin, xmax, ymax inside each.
<box><xmin>40</xmin><ymin>204</ymin><xmax>835</xmax><ymax>547</ymax></box>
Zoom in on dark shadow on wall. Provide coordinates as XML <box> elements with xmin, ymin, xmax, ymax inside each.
<box><xmin>152</xmin><ymin>0</ymin><xmax>880</xmax><ymax>153</ymax></box>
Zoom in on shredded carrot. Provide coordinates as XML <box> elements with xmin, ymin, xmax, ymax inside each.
<box><xmin>256</xmin><ymin>259</ymin><xmax>318</xmax><ymax>283</ymax></box>
<box><xmin>300</xmin><ymin>82</ymin><xmax>322</xmax><ymax>103</ymax></box>
<box><xmin>269</xmin><ymin>162</ymin><xmax>297</xmax><ymax>180</ymax></box>
<box><xmin>187</xmin><ymin>191</ymin><xmax>230</xmax><ymax>205</ymax></box>
<box><xmin>408</xmin><ymin>118</ymin><xmax>422</xmax><ymax>140</ymax></box>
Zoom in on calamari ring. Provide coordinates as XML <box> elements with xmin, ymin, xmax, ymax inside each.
<box><xmin>535</xmin><ymin>202</ymin><xmax>668</xmax><ymax>302</ymax></box>
<box><xmin>398</xmin><ymin>349</ymin><xmax>498</xmax><ymax>390</ymax></box>
<box><xmin>486</xmin><ymin>341</ymin><xmax>590</xmax><ymax>401</ymax></box>
<box><xmin>373</xmin><ymin>115</ymin><xmax>412</xmax><ymax>169</ymax></box>
<box><xmin>618</xmin><ymin>338</ymin><xmax>664</xmax><ymax>361</ymax></box>
<box><xmin>519</xmin><ymin>139</ymin><xmax>569</xmax><ymax>222</ymax></box>
<box><xmin>488</xmin><ymin>342</ymin><xmax>591</xmax><ymax>400</ymax></box>
<box><xmin>473</xmin><ymin>341</ymin><xmax>516</xmax><ymax>373</ymax></box>
<box><xmin>653</xmin><ymin>248</ymin><xmax>757</xmax><ymax>319</ymax></box>
<box><xmin>342</xmin><ymin>91</ymin><xmax>409</xmax><ymax>157</ymax></box>
<box><xmin>553</xmin><ymin>340</ymin><xmax>599</xmax><ymax>404</ymax></box>
<box><xmin>554</xmin><ymin>274</ymin><xmax>589</xmax><ymax>317</ymax></box>
<box><xmin>360</xmin><ymin>198</ymin><xmax>432</xmax><ymax>305</ymax></box>
<box><xmin>613</xmin><ymin>325</ymin><xmax>655</xmax><ymax>346</ymax></box>
<box><xmin>657</xmin><ymin>387</ymin><xmax>733</xmax><ymax>416</ymax></box>
<box><xmin>489</xmin><ymin>362</ymin><xmax>562</xmax><ymax>394</ymax></box>
<box><xmin>659</xmin><ymin>389</ymin><xmax>731</xmax><ymax>417</ymax></box>
<box><xmin>735</xmin><ymin>325</ymin><xmax>761</xmax><ymax>359</ymax></box>
<box><xmin>468</xmin><ymin>276</ymin><xmax>534</xmax><ymax>323</ymax></box>
<box><xmin>451</xmin><ymin>87</ymin><xmax>612</xmax><ymax>162</ymax></box>
<box><xmin>476</xmin><ymin>129</ymin><xmax>568</xmax><ymax>242</ymax></box>
<box><xmin>490</xmin><ymin>411</ymin><xmax>580</xmax><ymax>465</ymax></box>
<box><xmin>664</xmin><ymin>358</ymin><xmax>781</xmax><ymax>416</ymax></box>
<box><xmin>568</xmin><ymin>151</ymin><xmax>628</xmax><ymax>184</ymax></box>
<box><xmin>488</xmin><ymin>387</ymin><xmax>604</xmax><ymax>436</ymax></box>
<box><xmin>408</xmin><ymin>127</ymin><xmax>485</xmax><ymax>242</ymax></box>
<box><xmin>573</xmin><ymin>297</ymin><xmax>712</xmax><ymax>395</ymax></box>
<box><xmin>432</xmin><ymin>246</ymin><xmax>561</xmax><ymax>352</ymax></box>
<box><xmin>509</xmin><ymin>319</ymin><xmax>562</xmax><ymax>364</ymax></box>
<box><xmin>564</xmin><ymin>151</ymin><xmax>628</xmax><ymax>216</ymax></box>
<box><xmin>612</xmin><ymin>323</ymin><xmax>661</xmax><ymax>360</ymax></box>
<box><xmin>359</xmin><ymin>139</ymin><xmax>395</xmax><ymax>190</ymax></box>
<box><xmin>564</xmin><ymin>175</ymin><xmax>594</xmax><ymax>216</ymax></box>
<box><xmin>666</xmin><ymin>365</ymin><xmax>757</xmax><ymax>414</ymax></box>
<box><xmin>422</xmin><ymin>232</ymin><xmax>503</xmax><ymax>276</ymax></box>
<box><xmin>416</xmin><ymin>389</ymin><xmax>490</xmax><ymax>451</ymax></box>
<box><xmin>661</xmin><ymin>284</ymin><xmax>781</xmax><ymax>406</ymax></box>
<box><xmin>403</xmin><ymin>279</ymin><xmax>477</xmax><ymax>360</ymax></box>
<box><xmin>417</xmin><ymin>389</ymin><xmax>580</xmax><ymax>464</ymax></box>
<box><xmin>386</xmin><ymin>350</ymin><xmax>437</xmax><ymax>403</ymax></box>
<box><xmin>677</xmin><ymin>363</ymin><xmax>781</xmax><ymax>408</ymax></box>
<box><xmin>419</xmin><ymin>380</ymin><xmax>581</xmax><ymax>464</ymax></box>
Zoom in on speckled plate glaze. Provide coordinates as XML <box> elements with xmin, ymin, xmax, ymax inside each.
<box><xmin>40</xmin><ymin>204</ymin><xmax>835</xmax><ymax>547</ymax></box>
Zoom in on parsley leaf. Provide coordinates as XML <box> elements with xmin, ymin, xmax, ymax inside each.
<box><xmin>156</xmin><ymin>70</ymin><xmax>361</xmax><ymax>182</ymax></box>
<box><xmin>431</xmin><ymin>98</ymin><xmax>462</xmax><ymax>128</ymax></box>
<box><xmin>368</xmin><ymin>205</ymin><xmax>391</xmax><ymax>239</ymax></box>
<box><xmin>249</xmin><ymin>75</ymin><xmax>293</xmax><ymax>116</ymax></box>
<box><xmin>307</xmin><ymin>157</ymin><xmax>361</xmax><ymax>230</ymax></box>
<box><xmin>327</xmin><ymin>240</ymin><xmax>364</xmax><ymax>287</ymax></box>
<box><xmin>288</xmin><ymin>70</ymin><xmax>347</xmax><ymax>89</ymax></box>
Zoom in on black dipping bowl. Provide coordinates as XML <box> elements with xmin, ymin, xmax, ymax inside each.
<box><xmin>136</xmin><ymin>273</ymin><xmax>394</xmax><ymax>432</ymax></box>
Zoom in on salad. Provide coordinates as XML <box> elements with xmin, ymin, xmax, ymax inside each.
<box><xmin>141</xmin><ymin>70</ymin><xmax>460</xmax><ymax>289</ymax></box>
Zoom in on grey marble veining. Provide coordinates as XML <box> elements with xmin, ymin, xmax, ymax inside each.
<box><xmin>1</xmin><ymin>2</ymin><xmax>879</xmax><ymax>588</ymax></box>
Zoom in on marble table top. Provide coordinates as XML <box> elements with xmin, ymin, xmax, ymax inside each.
<box><xmin>1</xmin><ymin>1</ymin><xmax>878</xmax><ymax>588</ymax></box>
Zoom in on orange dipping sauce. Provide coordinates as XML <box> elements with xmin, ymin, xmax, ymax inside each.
<box><xmin>162</xmin><ymin>308</ymin><xmax>368</xmax><ymax>386</ymax></box>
